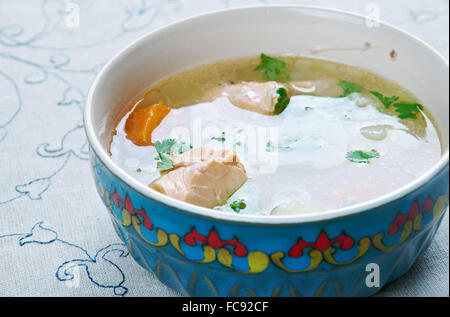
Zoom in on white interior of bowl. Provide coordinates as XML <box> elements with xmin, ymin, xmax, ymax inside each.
<box><xmin>85</xmin><ymin>5</ymin><xmax>449</xmax><ymax>224</ymax></box>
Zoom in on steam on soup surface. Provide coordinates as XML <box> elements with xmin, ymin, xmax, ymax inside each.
<box><xmin>110</xmin><ymin>55</ymin><xmax>442</xmax><ymax>216</ymax></box>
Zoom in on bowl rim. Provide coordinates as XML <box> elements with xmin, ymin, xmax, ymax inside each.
<box><xmin>84</xmin><ymin>4</ymin><xmax>449</xmax><ymax>225</ymax></box>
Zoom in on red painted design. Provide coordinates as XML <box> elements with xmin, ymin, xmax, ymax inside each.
<box><xmin>288</xmin><ymin>231</ymin><xmax>354</xmax><ymax>258</ymax></box>
<box><xmin>422</xmin><ymin>198</ymin><xmax>433</xmax><ymax>213</ymax></box>
<box><xmin>112</xmin><ymin>191</ymin><xmax>153</xmax><ymax>230</ymax></box>
<box><xmin>388</xmin><ymin>199</ymin><xmax>434</xmax><ymax>235</ymax></box>
<box><xmin>184</xmin><ymin>228</ymin><xmax>247</xmax><ymax>257</ymax></box>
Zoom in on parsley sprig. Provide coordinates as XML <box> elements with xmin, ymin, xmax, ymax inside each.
<box><xmin>370</xmin><ymin>91</ymin><xmax>399</xmax><ymax>108</ymax></box>
<box><xmin>254</xmin><ymin>54</ymin><xmax>291</xmax><ymax>82</ymax></box>
<box><xmin>230</xmin><ymin>199</ymin><xmax>246</xmax><ymax>213</ymax></box>
<box><xmin>266</xmin><ymin>137</ymin><xmax>299</xmax><ymax>152</ymax></box>
<box><xmin>346</xmin><ymin>150</ymin><xmax>380</xmax><ymax>164</ymax></box>
<box><xmin>211</xmin><ymin>132</ymin><xmax>226</xmax><ymax>143</ymax></box>
<box><xmin>274</xmin><ymin>87</ymin><xmax>290</xmax><ymax>114</ymax></box>
<box><xmin>338</xmin><ymin>80</ymin><xmax>363</xmax><ymax>97</ymax></box>
<box><xmin>154</xmin><ymin>139</ymin><xmax>191</xmax><ymax>172</ymax></box>
<box><xmin>369</xmin><ymin>91</ymin><xmax>423</xmax><ymax>119</ymax></box>
<box><xmin>392</xmin><ymin>102</ymin><xmax>424</xmax><ymax>119</ymax></box>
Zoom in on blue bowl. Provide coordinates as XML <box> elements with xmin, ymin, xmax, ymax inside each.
<box><xmin>85</xmin><ymin>6</ymin><xmax>449</xmax><ymax>296</ymax></box>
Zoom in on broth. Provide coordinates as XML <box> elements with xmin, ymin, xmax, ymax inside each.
<box><xmin>110</xmin><ymin>56</ymin><xmax>442</xmax><ymax>216</ymax></box>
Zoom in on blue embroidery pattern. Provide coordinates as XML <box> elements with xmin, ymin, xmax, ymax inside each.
<box><xmin>1</xmin><ymin>222</ymin><xmax>129</xmax><ymax>296</ymax></box>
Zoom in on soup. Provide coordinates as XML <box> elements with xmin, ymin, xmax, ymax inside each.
<box><xmin>110</xmin><ymin>55</ymin><xmax>442</xmax><ymax>216</ymax></box>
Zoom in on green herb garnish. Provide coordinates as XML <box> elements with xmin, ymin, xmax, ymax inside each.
<box><xmin>346</xmin><ymin>150</ymin><xmax>380</xmax><ymax>164</ymax></box>
<box><xmin>370</xmin><ymin>91</ymin><xmax>399</xmax><ymax>109</ymax></box>
<box><xmin>254</xmin><ymin>54</ymin><xmax>291</xmax><ymax>82</ymax></box>
<box><xmin>155</xmin><ymin>139</ymin><xmax>176</xmax><ymax>154</ymax></box>
<box><xmin>274</xmin><ymin>87</ymin><xmax>290</xmax><ymax>114</ymax></box>
<box><xmin>171</xmin><ymin>141</ymin><xmax>192</xmax><ymax>154</ymax></box>
<box><xmin>154</xmin><ymin>139</ymin><xmax>191</xmax><ymax>172</ymax></box>
<box><xmin>392</xmin><ymin>102</ymin><xmax>424</xmax><ymax>119</ymax></box>
<box><xmin>266</xmin><ymin>137</ymin><xmax>298</xmax><ymax>152</ymax></box>
<box><xmin>211</xmin><ymin>132</ymin><xmax>226</xmax><ymax>143</ymax></box>
<box><xmin>266</xmin><ymin>141</ymin><xmax>276</xmax><ymax>152</ymax></box>
<box><xmin>156</xmin><ymin>152</ymin><xmax>174</xmax><ymax>171</ymax></box>
<box><xmin>338</xmin><ymin>80</ymin><xmax>363</xmax><ymax>97</ymax></box>
<box><xmin>230</xmin><ymin>199</ymin><xmax>246</xmax><ymax>213</ymax></box>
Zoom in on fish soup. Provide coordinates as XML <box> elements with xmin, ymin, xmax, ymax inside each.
<box><xmin>110</xmin><ymin>55</ymin><xmax>442</xmax><ymax>216</ymax></box>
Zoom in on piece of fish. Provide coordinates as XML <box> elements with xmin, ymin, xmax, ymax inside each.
<box><xmin>208</xmin><ymin>81</ymin><xmax>288</xmax><ymax>115</ymax></box>
<box><xmin>206</xmin><ymin>79</ymin><xmax>341</xmax><ymax>115</ymax></box>
<box><xmin>150</xmin><ymin>147</ymin><xmax>248</xmax><ymax>208</ymax></box>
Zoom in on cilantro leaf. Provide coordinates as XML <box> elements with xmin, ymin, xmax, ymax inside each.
<box><xmin>154</xmin><ymin>139</ymin><xmax>176</xmax><ymax>154</ymax></box>
<box><xmin>157</xmin><ymin>152</ymin><xmax>174</xmax><ymax>171</ymax></box>
<box><xmin>254</xmin><ymin>54</ymin><xmax>291</xmax><ymax>82</ymax></box>
<box><xmin>154</xmin><ymin>138</ymin><xmax>191</xmax><ymax>172</ymax></box>
<box><xmin>171</xmin><ymin>141</ymin><xmax>191</xmax><ymax>154</ymax></box>
<box><xmin>338</xmin><ymin>80</ymin><xmax>363</xmax><ymax>97</ymax></box>
<box><xmin>230</xmin><ymin>199</ymin><xmax>246</xmax><ymax>213</ymax></box>
<box><xmin>266</xmin><ymin>137</ymin><xmax>298</xmax><ymax>152</ymax></box>
<box><xmin>274</xmin><ymin>87</ymin><xmax>290</xmax><ymax>114</ymax></box>
<box><xmin>211</xmin><ymin>132</ymin><xmax>226</xmax><ymax>143</ymax></box>
<box><xmin>370</xmin><ymin>91</ymin><xmax>399</xmax><ymax>109</ymax></box>
<box><xmin>393</xmin><ymin>102</ymin><xmax>424</xmax><ymax>119</ymax></box>
<box><xmin>155</xmin><ymin>139</ymin><xmax>191</xmax><ymax>155</ymax></box>
<box><xmin>346</xmin><ymin>150</ymin><xmax>380</xmax><ymax>164</ymax></box>
<box><xmin>266</xmin><ymin>141</ymin><xmax>276</xmax><ymax>153</ymax></box>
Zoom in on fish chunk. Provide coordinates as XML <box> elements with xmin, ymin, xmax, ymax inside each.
<box><xmin>209</xmin><ymin>81</ymin><xmax>288</xmax><ymax>115</ymax></box>
<box><xmin>150</xmin><ymin>147</ymin><xmax>248</xmax><ymax>208</ymax></box>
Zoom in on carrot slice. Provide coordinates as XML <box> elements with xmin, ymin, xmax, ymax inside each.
<box><xmin>125</xmin><ymin>101</ymin><xmax>171</xmax><ymax>146</ymax></box>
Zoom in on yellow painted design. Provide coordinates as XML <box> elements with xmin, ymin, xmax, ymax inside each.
<box><xmin>132</xmin><ymin>215</ymin><xmax>168</xmax><ymax>247</ymax></box>
<box><xmin>121</xmin><ymin>209</ymin><xmax>132</xmax><ymax>227</ymax></box>
<box><xmin>189</xmin><ymin>272</ymin><xmax>198</xmax><ymax>295</ymax></box>
<box><xmin>99</xmin><ymin>181</ymin><xmax>449</xmax><ymax>275</ymax></box>
<box><xmin>272</xmin><ymin>285</ymin><xmax>282</xmax><ymax>297</ymax></box>
<box><xmin>229</xmin><ymin>281</ymin><xmax>241</xmax><ymax>297</ymax></box>
<box><xmin>400</xmin><ymin>220</ymin><xmax>413</xmax><ymax>243</ymax></box>
<box><xmin>169</xmin><ymin>233</ymin><xmax>216</xmax><ymax>263</ymax></box>
<box><xmin>216</xmin><ymin>248</ymin><xmax>269</xmax><ymax>273</ymax></box>
<box><xmin>314</xmin><ymin>280</ymin><xmax>327</xmax><ymax>297</ymax></box>
<box><xmin>247</xmin><ymin>251</ymin><xmax>270</xmax><ymax>273</ymax></box>
<box><xmin>323</xmin><ymin>237</ymin><xmax>371</xmax><ymax>265</ymax></box>
<box><xmin>198</xmin><ymin>246</ymin><xmax>216</xmax><ymax>264</ymax></box>
<box><xmin>104</xmin><ymin>190</ymin><xmax>112</xmax><ymax>211</ymax></box>
<box><xmin>156</xmin><ymin>257</ymin><xmax>162</xmax><ymax>278</ymax></box>
<box><xmin>433</xmin><ymin>194</ymin><xmax>449</xmax><ymax>222</ymax></box>
<box><xmin>202</xmin><ymin>274</ymin><xmax>219</xmax><ymax>296</ymax></box>
<box><xmin>169</xmin><ymin>234</ymin><xmax>184</xmax><ymax>256</ymax></box>
<box><xmin>271</xmin><ymin>249</ymin><xmax>322</xmax><ymax>272</ymax></box>
<box><xmin>413</xmin><ymin>213</ymin><xmax>423</xmax><ymax>231</ymax></box>
<box><xmin>288</xmin><ymin>285</ymin><xmax>300</xmax><ymax>297</ymax></box>
<box><xmin>244</xmin><ymin>284</ymin><xmax>257</xmax><ymax>297</ymax></box>
<box><xmin>373</xmin><ymin>220</ymin><xmax>413</xmax><ymax>252</ymax></box>
<box><xmin>217</xmin><ymin>248</ymin><xmax>233</xmax><ymax>269</ymax></box>
<box><xmin>229</xmin><ymin>281</ymin><xmax>257</xmax><ymax>297</ymax></box>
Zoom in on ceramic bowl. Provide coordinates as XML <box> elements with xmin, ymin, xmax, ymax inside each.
<box><xmin>84</xmin><ymin>5</ymin><xmax>449</xmax><ymax>297</ymax></box>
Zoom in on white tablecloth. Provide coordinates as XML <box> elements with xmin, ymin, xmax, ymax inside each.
<box><xmin>0</xmin><ymin>0</ymin><xmax>448</xmax><ymax>297</ymax></box>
